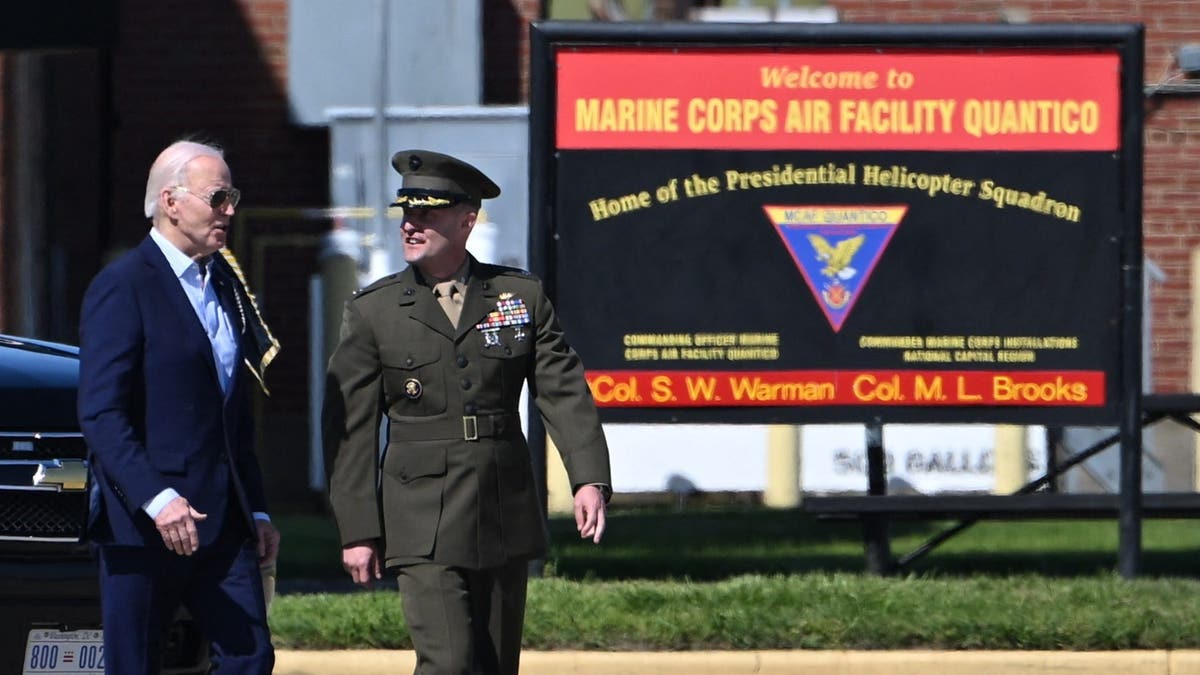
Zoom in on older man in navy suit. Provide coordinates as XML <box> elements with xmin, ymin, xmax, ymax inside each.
<box><xmin>78</xmin><ymin>139</ymin><xmax>279</xmax><ymax>674</ymax></box>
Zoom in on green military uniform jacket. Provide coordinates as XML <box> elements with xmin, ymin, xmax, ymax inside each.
<box><xmin>324</xmin><ymin>257</ymin><xmax>611</xmax><ymax>569</ymax></box>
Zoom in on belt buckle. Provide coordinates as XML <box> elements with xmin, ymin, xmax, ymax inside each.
<box><xmin>463</xmin><ymin>415</ymin><xmax>479</xmax><ymax>441</ymax></box>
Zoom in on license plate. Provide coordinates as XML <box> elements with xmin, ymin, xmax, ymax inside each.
<box><xmin>22</xmin><ymin>629</ymin><xmax>104</xmax><ymax>674</ymax></box>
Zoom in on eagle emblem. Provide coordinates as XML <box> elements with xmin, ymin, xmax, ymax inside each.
<box><xmin>807</xmin><ymin>234</ymin><xmax>864</xmax><ymax>280</ymax></box>
<box><xmin>403</xmin><ymin>378</ymin><xmax>423</xmax><ymax>400</ymax></box>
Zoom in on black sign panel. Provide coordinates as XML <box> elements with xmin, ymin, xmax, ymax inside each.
<box><xmin>530</xmin><ymin>23</ymin><xmax>1143</xmax><ymax>426</ymax></box>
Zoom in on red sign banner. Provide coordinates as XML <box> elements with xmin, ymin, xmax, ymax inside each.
<box><xmin>585</xmin><ymin>370</ymin><xmax>1106</xmax><ymax>407</ymax></box>
<box><xmin>557</xmin><ymin>49</ymin><xmax>1120</xmax><ymax>151</ymax></box>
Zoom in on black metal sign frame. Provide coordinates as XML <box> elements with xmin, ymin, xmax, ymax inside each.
<box><xmin>531</xmin><ymin>22</ymin><xmax>1147</xmax><ymax>576</ymax></box>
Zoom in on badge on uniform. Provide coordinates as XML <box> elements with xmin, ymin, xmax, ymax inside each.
<box><xmin>475</xmin><ymin>293</ymin><xmax>530</xmax><ymax>348</ymax></box>
<box><xmin>403</xmin><ymin>378</ymin><xmax>423</xmax><ymax>400</ymax></box>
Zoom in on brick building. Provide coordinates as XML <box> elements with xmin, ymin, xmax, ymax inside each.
<box><xmin>1</xmin><ymin>0</ymin><xmax>1198</xmax><ymax>509</ymax></box>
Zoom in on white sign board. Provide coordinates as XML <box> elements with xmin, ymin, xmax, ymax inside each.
<box><xmin>604</xmin><ymin>424</ymin><xmax>1045</xmax><ymax>494</ymax></box>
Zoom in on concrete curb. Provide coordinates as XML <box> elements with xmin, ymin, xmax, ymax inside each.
<box><xmin>275</xmin><ymin>649</ymin><xmax>1200</xmax><ymax>674</ymax></box>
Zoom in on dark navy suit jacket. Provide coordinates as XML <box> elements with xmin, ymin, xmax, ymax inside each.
<box><xmin>78</xmin><ymin>235</ymin><xmax>267</xmax><ymax>548</ymax></box>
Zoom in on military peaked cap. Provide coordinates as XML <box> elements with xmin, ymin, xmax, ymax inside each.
<box><xmin>390</xmin><ymin>149</ymin><xmax>501</xmax><ymax>209</ymax></box>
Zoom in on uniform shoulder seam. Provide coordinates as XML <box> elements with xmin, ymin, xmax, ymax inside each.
<box><xmin>482</xmin><ymin>263</ymin><xmax>535</xmax><ymax>279</ymax></box>
<box><xmin>352</xmin><ymin>274</ymin><xmax>403</xmax><ymax>299</ymax></box>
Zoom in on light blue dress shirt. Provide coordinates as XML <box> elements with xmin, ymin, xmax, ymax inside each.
<box><xmin>148</xmin><ymin>227</ymin><xmax>237</xmax><ymax>392</ymax></box>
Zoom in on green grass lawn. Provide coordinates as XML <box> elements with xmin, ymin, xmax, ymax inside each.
<box><xmin>268</xmin><ymin>506</ymin><xmax>1200</xmax><ymax>650</ymax></box>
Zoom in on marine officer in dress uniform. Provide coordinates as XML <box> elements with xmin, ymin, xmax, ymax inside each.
<box><xmin>323</xmin><ymin>149</ymin><xmax>612</xmax><ymax>675</ymax></box>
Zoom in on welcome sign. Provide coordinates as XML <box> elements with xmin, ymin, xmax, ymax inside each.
<box><xmin>530</xmin><ymin>23</ymin><xmax>1142</xmax><ymax>425</ymax></box>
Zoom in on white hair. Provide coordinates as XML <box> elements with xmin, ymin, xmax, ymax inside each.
<box><xmin>143</xmin><ymin>140</ymin><xmax>226</xmax><ymax>219</ymax></box>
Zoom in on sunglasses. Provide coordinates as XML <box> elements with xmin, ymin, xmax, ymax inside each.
<box><xmin>174</xmin><ymin>186</ymin><xmax>241</xmax><ymax>210</ymax></box>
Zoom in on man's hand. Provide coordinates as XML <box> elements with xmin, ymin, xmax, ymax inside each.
<box><xmin>574</xmin><ymin>484</ymin><xmax>607</xmax><ymax>544</ymax></box>
<box><xmin>256</xmin><ymin>519</ymin><xmax>281</xmax><ymax>567</ymax></box>
<box><xmin>154</xmin><ymin>496</ymin><xmax>207</xmax><ymax>556</ymax></box>
<box><xmin>342</xmin><ymin>540</ymin><xmax>382</xmax><ymax>588</ymax></box>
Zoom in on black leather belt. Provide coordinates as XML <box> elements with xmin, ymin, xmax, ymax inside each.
<box><xmin>388</xmin><ymin>413</ymin><xmax>515</xmax><ymax>442</ymax></box>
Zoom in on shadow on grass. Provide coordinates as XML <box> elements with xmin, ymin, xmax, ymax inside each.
<box><xmin>905</xmin><ymin>550</ymin><xmax>1200</xmax><ymax>578</ymax></box>
<box><xmin>545</xmin><ymin>507</ymin><xmax>1200</xmax><ymax>581</ymax></box>
<box><xmin>547</xmin><ymin>548</ymin><xmax>1200</xmax><ymax>581</ymax></box>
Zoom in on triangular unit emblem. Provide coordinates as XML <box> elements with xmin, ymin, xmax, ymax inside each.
<box><xmin>764</xmin><ymin>205</ymin><xmax>907</xmax><ymax>332</ymax></box>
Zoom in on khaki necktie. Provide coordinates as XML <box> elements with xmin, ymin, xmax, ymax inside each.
<box><xmin>434</xmin><ymin>280</ymin><xmax>463</xmax><ymax>328</ymax></box>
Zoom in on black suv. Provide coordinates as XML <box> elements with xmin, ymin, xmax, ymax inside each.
<box><xmin>0</xmin><ymin>335</ymin><xmax>207</xmax><ymax>674</ymax></box>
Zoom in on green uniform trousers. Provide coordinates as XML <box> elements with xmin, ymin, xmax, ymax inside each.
<box><xmin>396</xmin><ymin>558</ymin><xmax>529</xmax><ymax>675</ymax></box>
